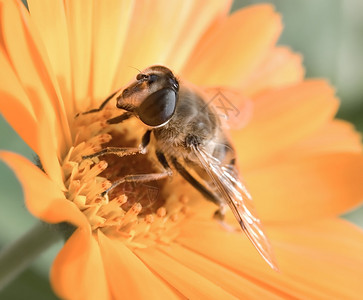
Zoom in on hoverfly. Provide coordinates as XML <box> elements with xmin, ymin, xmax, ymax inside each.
<box><xmin>83</xmin><ymin>65</ymin><xmax>278</xmax><ymax>270</ymax></box>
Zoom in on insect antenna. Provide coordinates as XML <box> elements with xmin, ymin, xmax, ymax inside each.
<box><xmin>128</xmin><ymin>66</ymin><xmax>142</xmax><ymax>74</ymax></box>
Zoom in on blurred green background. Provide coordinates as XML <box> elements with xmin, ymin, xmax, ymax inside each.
<box><xmin>0</xmin><ymin>0</ymin><xmax>362</xmax><ymax>299</ymax></box>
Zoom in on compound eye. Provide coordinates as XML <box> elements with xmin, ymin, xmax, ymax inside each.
<box><xmin>147</xmin><ymin>74</ymin><xmax>158</xmax><ymax>84</ymax></box>
<box><xmin>137</xmin><ymin>88</ymin><xmax>177</xmax><ymax>127</ymax></box>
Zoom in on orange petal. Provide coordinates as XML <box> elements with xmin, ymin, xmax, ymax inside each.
<box><xmin>0</xmin><ymin>56</ymin><xmax>64</xmax><ymax>187</ymax></box>
<box><xmin>0</xmin><ymin>50</ymin><xmax>64</xmax><ymax>187</ymax></box>
<box><xmin>0</xmin><ymin>0</ymin><xmax>71</xmax><ymax>154</ymax></box>
<box><xmin>178</xmin><ymin>218</ymin><xmax>363</xmax><ymax>299</ymax></box>
<box><xmin>281</xmin><ymin>119</ymin><xmax>362</xmax><ymax>158</ymax></box>
<box><xmin>0</xmin><ymin>50</ymin><xmax>38</xmax><ymax>152</ymax></box>
<box><xmin>199</xmin><ymin>85</ymin><xmax>254</xmax><ymax>130</ymax></box>
<box><xmin>62</xmin><ymin>0</ymin><xmax>93</xmax><ymax>112</ymax></box>
<box><xmin>232</xmin><ymin>80</ymin><xmax>339</xmax><ymax>169</ymax></box>
<box><xmin>112</xmin><ymin>0</ymin><xmax>232</xmax><ymax>91</ymax></box>
<box><xmin>241</xmin><ymin>46</ymin><xmax>305</xmax><ymax>96</ymax></box>
<box><xmin>163</xmin><ymin>0</ymin><xmax>232</xmax><ymax>72</ymax></box>
<box><xmin>135</xmin><ymin>247</ymin><xmax>236</xmax><ymax>299</ymax></box>
<box><xmin>51</xmin><ymin>229</ymin><xmax>110</xmax><ymax>300</ymax></box>
<box><xmin>89</xmin><ymin>0</ymin><xmax>134</xmax><ymax>104</ymax></box>
<box><xmin>181</xmin><ymin>4</ymin><xmax>282</xmax><ymax>87</ymax></box>
<box><xmin>37</xmin><ymin>112</ymin><xmax>66</xmax><ymax>189</ymax></box>
<box><xmin>97</xmin><ymin>231</ymin><xmax>179</xmax><ymax>300</ymax></box>
<box><xmin>0</xmin><ymin>151</ymin><xmax>87</xmax><ymax>228</ymax></box>
<box><xmin>244</xmin><ymin>153</ymin><xmax>363</xmax><ymax>223</ymax></box>
<box><xmin>27</xmin><ymin>0</ymin><xmax>74</xmax><ymax>117</ymax></box>
<box><xmin>158</xmin><ymin>243</ymin><xmax>282</xmax><ymax>299</ymax></box>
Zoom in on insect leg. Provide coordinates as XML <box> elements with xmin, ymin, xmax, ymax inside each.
<box><xmin>83</xmin><ymin>130</ymin><xmax>152</xmax><ymax>159</ymax></box>
<box><xmin>155</xmin><ymin>151</ymin><xmax>172</xmax><ymax>173</ymax></box>
<box><xmin>80</xmin><ymin>90</ymin><xmax>119</xmax><ymax>115</ymax></box>
<box><xmin>170</xmin><ymin>156</ymin><xmax>221</xmax><ymax>206</ymax></box>
<box><xmin>103</xmin><ymin>148</ymin><xmax>173</xmax><ymax>196</ymax></box>
<box><xmin>171</xmin><ymin>156</ymin><xmax>233</xmax><ymax>228</ymax></box>
<box><xmin>107</xmin><ymin>112</ymin><xmax>133</xmax><ymax>124</ymax></box>
<box><xmin>140</xmin><ymin>130</ymin><xmax>152</xmax><ymax>152</ymax></box>
<box><xmin>83</xmin><ymin>147</ymin><xmax>142</xmax><ymax>160</ymax></box>
<box><xmin>102</xmin><ymin>172</ymin><xmax>170</xmax><ymax>196</ymax></box>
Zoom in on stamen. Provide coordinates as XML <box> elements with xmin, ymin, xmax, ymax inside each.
<box><xmin>144</xmin><ymin>214</ymin><xmax>154</xmax><ymax>224</ymax></box>
<box><xmin>68</xmin><ymin>179</ymin><xmax>82</xmax><ymax>199</ymax></box>
<box><xmin>157</xmin><ymin>207</ymin><xmax>167</xmax><ymax>218</ymax></box>
<box><xmin>73</xmin><ymin>195</ymin><xmax>87</xmax><ymax>208</ymax></box>
<box><xmin>84</xmin><ymin>179</ymin><xmax>112</xmax><ymax>201</ymax></box>
<box><xmin>119</xmin><ymin>203</ymin><xmax>142</xmax><ymax>228</ymax></box>
<box><xmin>170</xmin><ymin>214</ymin><xmax>179</xmax><ymax>222</ymax></box>
<box><xmin>82</xmin><ymin>161</ymin><xmax>108</xmax><ymax>181</ymax></box>
<box><xmin>86</xmin><ymin>133</ymin><xmax>112</xmax><ymax>147</ymax></box>
<box><xmin>179</xmin><ymin>195</ymin><xmax>189</xmax><ymax>204</ymax></box>
<box><xmin>60</xmin><ymin>105</ymin><xmax>192</xmax><ymax>248</ymax></box>
<box><xmin>98</xmin><ymin>195</ymin><xmax>127</xmax><ymax>219</ymax></box>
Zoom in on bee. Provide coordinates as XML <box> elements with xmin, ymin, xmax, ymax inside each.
<box><xmin>83</xmin><ymin>65</ymin><xmax>278</xmax><ymax>270</ymax></box>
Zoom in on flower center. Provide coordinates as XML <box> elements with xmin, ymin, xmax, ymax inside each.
<box><xmin>61</xmin><ymin>105</ymin><xmax>190</xmax><ymax>248</ymax></box>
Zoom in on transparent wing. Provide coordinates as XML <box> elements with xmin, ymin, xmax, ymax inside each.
<box><xmin>191</xmin><ymin>144</ymin><xmax>279</xmax><ymax>270</ymax></box>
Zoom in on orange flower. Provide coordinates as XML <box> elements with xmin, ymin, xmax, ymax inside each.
<box><xmin>1</xmin><ymin>0</ymin><xmax>363</xmax><ymax>299</ymax></box>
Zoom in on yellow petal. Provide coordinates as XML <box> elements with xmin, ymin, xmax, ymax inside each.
<box><xmin>0</xmin><ymin>151</ymin><xmax>87</xmax><ymax>228</ymax></box>
<box><xmin>51</xmin><ymin>230</ymin><xmax>110</xmax><ymax>300</ymax></box>
<box><xmin>93</xmin><ymin>0</ymin><xmax>229</xmax><ymax>104</ymax></box>
<box><xmin>62</xmin><ymin>0</ymin><xmax>93</xmax><ymax>112</ymax></box>
<box><xmin>232</xmin><ymin>80</ymin><xmax>339</xmax><ymax>169</ymax></box>
<box><xmin>241</xmin><ymin>46</ymin><xmax>305</xmax><ymax>96</ymax></box>
<box><xmin>112</xmin><ymin>0</ymin><xmax>232</xmax><ymax>91</ymax></box>
<box><xmin>135</xmin><ymin>247</ymin><xmax>237</xmax><ymax>299</ymax></box>
<box><xmin>27</xmin><ymin>0</ymin><xmax>74</xmax><ymax>117</ymax></box>
<box><xmin>97</xmin><ymin>231</ymin><xmax>179</xmax><ymax>300</ymax></box>
<box><xmin>89</xmin><ymin>0</ymin><xmax>134</xmax><ymax>104</ymax></box>
<box><xmin>0</xmin><ymin>0</ymin><xmax>71</xmax><ymax>155</ymax></box>
<box><xmin>163</xmin><ymin>0</ymin><xmax>232</xmax><ymax>72</ymax></box>
<box><xmin>245</xmin><ymin>153</ymin><xmax>363</xmax><ymax>223</ymax></box>
<box><xmin>181</xmin><ymin>4</ymin><xmax>282</xmax><ymax>87</ymax></box>
<box><xmin>178</xmin><ymin>218</ymin><xmax>363</xmax><ymax>299</ymax></box>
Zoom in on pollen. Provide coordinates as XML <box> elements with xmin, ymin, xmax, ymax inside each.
<box><xmin>61</xmin><ymin>106</ymin><xmax>190</xmax><ymax>247</ymax></box>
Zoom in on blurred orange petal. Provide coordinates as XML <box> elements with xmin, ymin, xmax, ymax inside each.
<box><xmin>182</xmin><ymin>4</ymin><xmax>282</xmax><ymax>87</ymax></box>
<box><xmin>0</xmin><ymin>0</ymin><xmax>71</xmax><ymax>155</ymax></box>
<box><xmin>245</xmin><ymin>153</ymin><xmax>363</xmax><ymax>222</ymax></box>
<box><xmin>98</xmin><ymin>231</ymin><xmax>179</xmax><ymax>300</ymax></box>
<box><xmin>0</xmin><ymin>151</ymin><xmax>87</xmax><ymax>228</ymax></box>
<box><xmin>112</xmin><ymin>0</ymin><xmax>232</xmax><ymax>90</ymax></box>
<box><xmin>0</xmin><ymin>50</ymin><xmax>38</xmax><ymax>151</ymax></box>
<box><xmin>0</xmin><ymin>54</ymin><xmax>63</xmax><ymax>186</ymax></box>
<box><xmin>232</xmin><ymin>80</ymin><xmax>339</xmax><ymax>169</ymax></box>
<box><xmin>0</xmin><ymin>4</ymin><xmax>67</xmax><ymax>186</ymax></box>
<box><xmin>51</xmin><ymin>229</ymin><xmax>109</xmax><ymax>300</ymax></box>
<box><xmin>27</xmin><ymin>0</ymin><xmax>74</xmax><ymax>117</ymax></box>
<box><xmin>62</xmin><ymin>0</ymin><xmax>93</xmax><ymax>111</ymax></box>
<box><xmin>281</xmin><ymin>119</ymin><xmax>362</xmax><ymax>158</ymax></box>
<box><xmin>242</xmin><ymin>46</ymin><xmax>305</xmax><ymax>96</ymax></box>
<box><xmin>163</xmin><ymin>0</ymin><xmax>232</xmax><ymax>72</ymax></box>
<box><xmin>136</xmin><ymin>247</ymin><xmax>237</xmax><ymax>299</ymax></box>
<box><xmin>89</xmin><ymin>0</ymin><xmax>134</xmax><ymax>104</ymax></box>
<box><xmin>178</xmin><ymin>218</ymin><xmax>363</xmax><ymax>299</ymax></box>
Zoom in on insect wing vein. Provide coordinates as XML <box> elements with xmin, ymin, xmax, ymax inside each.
<box><xmin>191</xmin><ymin>145</ymin><xmax>279</xmax><ymax>270</ymax></box>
